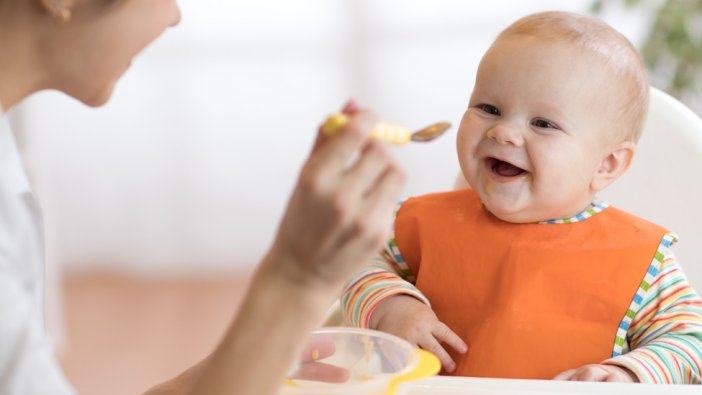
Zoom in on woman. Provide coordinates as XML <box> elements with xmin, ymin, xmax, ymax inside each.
<box><xmin>0</xmin><ymin>1</ymin><xmax>405</xmax><ymax>394</ymax></box>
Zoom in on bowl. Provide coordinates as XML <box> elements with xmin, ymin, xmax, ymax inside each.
<box><xmin>279</xmin><ymin>327</ymin><xmax>439</xmax><ymax>395</ymax></box>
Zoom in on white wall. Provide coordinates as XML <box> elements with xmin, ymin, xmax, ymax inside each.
<box><xmin>13</xmin><ymin>0</ymin><xmax>654</xmax><ymax>275</ymax></box>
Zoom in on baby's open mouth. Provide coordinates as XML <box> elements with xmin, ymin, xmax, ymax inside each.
<box><xmin>486</xmin><ymin>157</ymin><xmax>527</xmax><ymax>178</ymax></box>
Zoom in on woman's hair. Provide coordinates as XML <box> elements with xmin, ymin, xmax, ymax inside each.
<box><xmin>498</xmin><ymin>11</ymin><xmax>649</xmax><ymax>143</ymax></box>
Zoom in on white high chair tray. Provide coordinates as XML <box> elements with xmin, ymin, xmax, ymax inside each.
<box><xmin>405</xmin><ymin>376</ymin><xmax>700</xmax><ymax>394</ymax></box>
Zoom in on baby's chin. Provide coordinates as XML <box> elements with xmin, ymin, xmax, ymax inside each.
<box><xmin>483</xmin><ymin>204</ymin><xmax>541</xmax><ymax>224</ymax></box>
<box><xmin>477</xmin><ymin>188</ymin><xmax>541</xmax><ymax>224</ymax></box>
<box><xmin>479</xmin><ymin>193</ymin><xmax>558</xmax><ymax>224</ymax></box>
<box><xmin>484</xmin><ymin>199</ymin><xmax>592</xmax><ymax>224</ymax></box>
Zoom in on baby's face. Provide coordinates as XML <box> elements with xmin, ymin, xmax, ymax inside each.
<box><xmin>457</xmin><ymin>35</ymin><xmax>625</xmax><ymax>223</ymax></box>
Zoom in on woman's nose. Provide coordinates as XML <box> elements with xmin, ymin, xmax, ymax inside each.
<box><xmin>486</xmin><ymin>123</ymin><xmax>524</xmax><ymax>146</ymax></box>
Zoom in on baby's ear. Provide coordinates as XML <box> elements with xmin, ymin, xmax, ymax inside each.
<box><xmin>590</xmin><ymin>141</ymin><xmax>636</xmax><ymax>192</ymax></box>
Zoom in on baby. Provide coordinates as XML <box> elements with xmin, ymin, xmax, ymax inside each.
<box><xmin>341</xmin><ymin>11</ymin><xmax>702</xmax><ymax>383</ymax></box>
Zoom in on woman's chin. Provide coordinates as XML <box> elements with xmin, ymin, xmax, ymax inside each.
<box><xmin>81</xmin><ymin>83</ymin><xmax>117</xmax><ymax>108</ymax></box>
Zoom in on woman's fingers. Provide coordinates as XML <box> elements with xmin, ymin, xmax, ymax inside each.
<box><xmin>333</xmin><ymin>149</ymin><xmax>404</xmax><ymax>259</ymax></box>
<box><xmin>341</xmin><ymin>140</ymin><xmax>398</xmax><ymax>205</ymax></box>
<box><xmin>311</xmin><ymin>99</ymin><xmax>361</xmax><ymax>152</ymax></box>
<box><xmin>361</xmin><ymin>163</ymin><xmax>405</xmax><ymax>221</ymax></box>
<box><xmin>308</xmin><ymin>109</ymin><xmax>377</xmax><ymax>181</ymax></box>
<box><xmin>312</xmin><ymin>111</ymin><xmax>402</xmax><ymax>252</ymax></box>
<box><xmin>292</xmin><ymin>361</ymin><xmax>350</xmax><ymax>383</ymax></box>
<box><xmin>272</xmin><ymin>101</ymin><xmax>404</xmax><ymax>287</ymax></box>
<box><xmin>299</xmin><ymin>335</ymin><xmax>336</xmax><ymax>362</ymax></box>
<box><xmin>340</xmin><ymin>99</ymin><xmax>360</xmax><ymax>115</ymax></box>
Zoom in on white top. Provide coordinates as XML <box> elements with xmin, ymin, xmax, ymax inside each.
<box><xmin>0</xmin><ymin>108</ymin><xmax>74</xmax><ymax>394</ymax></box>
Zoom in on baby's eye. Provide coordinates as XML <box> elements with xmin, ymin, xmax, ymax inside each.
<box><xmin>531</xmin><ymin>119</ymin><xmax>558</xmax><ymax>129</ymax></box>
<box><xmin>477</xmin><ymin>104</ymin><xmax>500</xmax><ymax>116</ymax></box>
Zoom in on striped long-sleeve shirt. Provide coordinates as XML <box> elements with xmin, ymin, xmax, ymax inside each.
<box><xmin>341</xmin><ymin>200</ymin><xmax>702</xmax><ymax>384</ymax></box>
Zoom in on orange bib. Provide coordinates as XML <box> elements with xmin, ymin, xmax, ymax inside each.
<box><xmin>395</xmin><ymin>189</ymin><xmax>667</xmax><ymax>379</ymax></box>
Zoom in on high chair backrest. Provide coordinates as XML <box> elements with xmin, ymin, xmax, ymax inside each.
<box><xmin>454</xmin><ymin>87</ymin><xmax>702</xmax><ymax>291</ymax></box>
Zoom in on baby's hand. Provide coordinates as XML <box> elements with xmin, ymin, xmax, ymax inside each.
<box><xmin>553</xmin><ymin>364</ymin><xmax>638</xmax><ymax>382</ymax></box>
<box><xmin>370</xmin><ymin>294</ymin><xmax>467</xmax><ymax>372</ymax></box>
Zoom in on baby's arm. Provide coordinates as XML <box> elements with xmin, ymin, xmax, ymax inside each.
<box><xmin>340</xmin><ymin>249</ymin><xmax>428</xmax><ymax>327</ymax></box>
<box><xmin>600</xmin><ymin>251</ymin><xmax>702</xmax><ymax>384</ymax></box>
<box><xmin>340</xmin><ymin>244</ymin><xmax>467</xmax><ymax>372</ymax></box>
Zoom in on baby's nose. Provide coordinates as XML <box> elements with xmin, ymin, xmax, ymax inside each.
<box><xmin>486</xmin><ymin>123</ymin><xmax>524</xmax><ymax>146</ymax></box>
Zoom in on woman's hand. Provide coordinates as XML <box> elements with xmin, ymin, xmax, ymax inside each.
<box><xmin>270</xmin><ymin>100</ymin><xmax>406</xmax><ymax>291</ymax></box>
<box><xmin>169</xmin><ymin>101</ymin><xmax>404</xmax><ymax>395</ymax></box>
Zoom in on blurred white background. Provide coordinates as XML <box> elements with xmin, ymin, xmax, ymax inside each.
<box><xmin>11</xmin><ymin>0</ymin><xmax>652</xmax><ymax>275</ymax></box>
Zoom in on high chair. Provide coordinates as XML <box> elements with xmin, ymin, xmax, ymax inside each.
<box><xmin>455</xmin><ymin>87</ymin><xmax>702</xmax><ymax>291</ymax></box>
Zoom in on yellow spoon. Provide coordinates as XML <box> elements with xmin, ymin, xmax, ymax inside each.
<box><xmin>322</xmin><ymin>113</ymin><xmax>451</xmax><ymax>145</ymax></box>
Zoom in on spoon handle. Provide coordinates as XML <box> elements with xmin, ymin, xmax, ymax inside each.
<box><xmin>322</xmin><ymin>113</ymin><xmax>411</xmax><ymax>145</ymax></box>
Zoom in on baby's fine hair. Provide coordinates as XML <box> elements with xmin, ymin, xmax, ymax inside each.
<box><xmin>498</xmin><ymin>11</ymin><xmax>649</xmax><ymax>143</ymax></box>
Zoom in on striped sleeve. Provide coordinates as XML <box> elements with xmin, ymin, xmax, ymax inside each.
<box><xmin>603</xmin><ymin>234</ymin><xmax>702</xmax><ymax>384</ymax></box>
<box><xmin>340</xmin><ymin>200</ymin><xmax>430</xmax><ymax>328</ymax></box>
